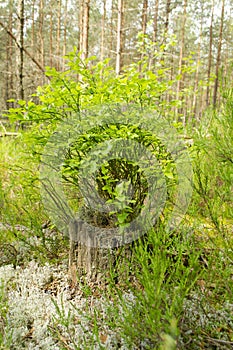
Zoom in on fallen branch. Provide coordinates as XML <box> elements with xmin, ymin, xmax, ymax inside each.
<box><xmin>205</xmin><ymin>336</ymin><xmax>233</xmax><ymax>346</ymax></box>
<box><xmin>0</xmin><ymin>132</ymin><xmax>19</xmax><ymax>137</ymax></box>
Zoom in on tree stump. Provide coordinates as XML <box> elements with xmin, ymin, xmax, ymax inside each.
<box><xmin>68</xmin><ymin>219</ymin><xmax>134</xmax><ymax>287</ymax></box>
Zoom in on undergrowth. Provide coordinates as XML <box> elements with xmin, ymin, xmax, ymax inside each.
<box><xmin>0</xmin><ymin>56</ymin><xmax>232</xmax><ymax>349</ymax></box>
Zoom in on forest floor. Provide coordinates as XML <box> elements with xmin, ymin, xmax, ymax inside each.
<box><xmin>0</xmin><ymin>224</ymin><xmax>233</xmax><ymax>350</ymax></box>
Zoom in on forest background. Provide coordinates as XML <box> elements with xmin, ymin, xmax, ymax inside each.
<box><xmin>0</xmin><ymin>1</ymin><xmax>233</xmax><ymax>349</ymax></box>
<box><xmin>0</xmin><ymin>0</ymin><xmax>232</xmax><ymax>117</ymax></box>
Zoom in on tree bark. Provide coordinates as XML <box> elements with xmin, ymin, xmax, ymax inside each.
<box><xmin>68</xmin><ymin>220</ymin><xmax>132</xmax><ymax>286</ymax></box>
<box><xmin>6</xmin><ymin>0</ymin><xmax>14</xmax><ymax>109</ymax></box>
<box><xmin>17</xmin><ymin>0</ymin><xmax>24</xmax><ymax>100</ymax></box>
<box><xmin>49</xmin><ymin>3</ymin><xmax>53</xmax><ymax>67</ymax></box>
<box><xmin>56</xmin><ymin>0</ymin><xmax>61</xmax><ymax>70</ymax></box>
<box><xmin>62</xmin><ymin>0</ymin><xmax>68</xmax><ymax>70</ymax></box>
<box><xmin>79</xmin><ymin>0</ymin><xmax>90</xmax><ymax>61</ymax></box>
<box><xmin>139</xmin><ymin>0</ymin><xmax>148</xmax><ymax>72</ymax></box>
<box><xmin>109</xmin><ymin>0</ymin><xmax>115</xmax><ymax>61</ymax></box>
<box><xmin>116</xmin><ymin>0</ymin><xmax>124</xmax><ymax>75</ymax></box>
<box><xmin>39</xmin><ymin>0</ymin><xmax>45</xmax><ymax>81</ymax></box>
<box><xmin>153</xmin><ymin>0</ymin><xmax>159</xmax><ymax>43</ymax></box>
<box><xmin>141</xmin><ymin>0</ymin><xmax>148</xmax><ymax>38</ymax></box>
<box><xmin>192</xmin><ymin>2</ymin><xmax>203</xmax><ymax>120</ymax></box>
<box><xmin>213</xmin><ymin>0</ymin><xmax>225</xmax><ymax>108</ymax></box>
<box><xmin>164</xmin><ymin>0</ymin><xmax>171</xmax><ymax>39</ymax></box>
<box><xmin>206</xmin><ymin>0</ymin><xmax>214</xmax><ymax>107</ymax></box>
<box><xmin>100</xmin><ymin>0</ymin><xmax>107</xmax><ymax>62</ymax></box>
<box><xmin>79</xmin><ymin>0</ymin><xmax>84</xmax><ymax>53</ymax></box>
<box><xmin>31</xmin><ymin>0</ymin><xmax>35</xmax><ymax>53</ymax></box>
<box><xmin>176</xmin><ymin>0</ymin><xmax>187</xmax><ymax>123</ymax></box>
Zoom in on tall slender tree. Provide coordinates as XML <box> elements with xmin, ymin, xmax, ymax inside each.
<box><xmin>206</xmin><ymin>0</ymin><xmax>214</xmax><ymax>107</ymax></box>
<box><xmin>116</xmin><ymin>0</ymin><xmax>124</xmax><ymax>75</ymax></box>
<box><xmin>140</xmin><ymin>0</ymin><xmax>148</xmax><ymax>71</ymax></box>
<box><xmin>49</xmin><ymin>2</ymin><xmax>54</xmax><ymax>67</ymax></box>
<box><xmin>0</xmin><ymin>0</ymin><xmax>232</xmax><ymax>115</ymax></box>
<box><xmin>192</xmin><ymin>2</ymin><xmax>204</xmax><ymax>119</ymax></box>
<box><xmin>31</xmin><ymin>0</ymin><xmax>35</xmax><ymax>52</ymax></box>
<box><xmin>176</xmin><ymin>0</ymin><xmax>187</xmax><ymax>122</ymax></box>
<box><xmin>164</xmin><ymin>0</ymin><xmax>171</xmax><ymax>39</ymax></box>
<box><xmin>213</xmin><ymin>0</ymin><xmax>225</xmax><ymax>107</ymax></box>
<box><xmin>63</xmin><ymin>0</ymin><xmax>68</xmax><ymax>70</ymax></box>
<box><xmin>39</xmin><ymin>0</ymin><xmax>45</xmax><ymax>70</ymax></box>
<box><xmin>6</xmin><ymin>0</ymin><xmax>14</xmax><ymax>109</ymax></box>
<box><xmin>141</xmin><ymin>0</ymin><xmax>148</xmax><ymax>38</ymax></box>
<box><xmin>100</xmin><ymin>0</ymin><xmax>107</xmax><ymax>62</ymax></box>
<box><xmin>16</xmin><ymin>0</ymin><xmax>25</xmax><ymax>100</ymax></box>
<box><xmin>153</xmin><ymin>0</ymin><xmax>159</xmax><ymax>43</ymax></box>
<box><xmin>56</xmin><ymin>0</ymin><xmax>61</xmax><ymax>70</ymax></box>
<box><xmin>79</xmin><ymin>0</ymin><xmax>90</xmax><ymax>60</ymax></box>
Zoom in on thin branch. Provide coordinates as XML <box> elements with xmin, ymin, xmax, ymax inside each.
<box><xmin>0</xmin><ymin>20</ymin><xmax>50</xmax><ymax>78</ymax></box>
<box><xmin>0</xmin><ymin>132</ymin><xmax>19</xmax><ymax>137</ymax></box>
<box><xmin>205</xmin><ymin>336</ymin><xmax>233</xmax><ymax>346</ymax></box>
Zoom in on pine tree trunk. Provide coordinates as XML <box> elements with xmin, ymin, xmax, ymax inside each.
<box><xmin>109</xmin><ymin>0</ymin><xmax>115</xmax><ymax>61</ymax></box>
<box><xmin>161</xmin><ymin>0</ymin><xmax>171</xmax><ymax>66</ymax></box>
<box><xmin>192</xmin><ymin>2</ymin><xmax>203</xmax><ymax>120</ymax></box>
<box><xmin>100</xmin><ymin>0</ymin><xmax>107</xmax><ymax>62</ymax></box>
<box><xmin>141</xmin><ymin>0</ymin><xmax>148</xmax><ymax>38</ymax></box>
<box><xmin>80</xmin><ymin>0</ymin><xmax>90</xmax><ymax>61</ymax></box>
<box><xmin>176</xmin><ymin>0</ymin><xmax>187</xmax><ymax>123</ymax></box>
<box><xmin>31</xmin><ymin>0</ymin><xmax>35</xmax><ymax>52</ymax></box>
<box><xmin>164</xmin><ymin>0</ymin><xmax>171</xmax><ymax>39</ymax></box>
<box><xmin>116</xmin><ymin>0</ymin><xmax>124</xmax><ymax>75</ymax></box>
<box><xmin>39</xmin><ymin>0</ymin><xmax>44</xmax><ymax>82</ymax></box>
<box><xmin>213</xmin><ymin>0</ymin><xmax>225</xmax><ymax>108</ymax></box>
<box><xmin>150</xmin><ymin>0</ymin><xmax>159</xmax><ymax>70</ymax></box>
<box><xmin>140</xmin><ymin>0</ymin><xmax>148</xmax><ymax>68</ymax></box>
<box><xmin>5</xmin><ymin>32</ymin><xmax>10</xmax><ymax>110</ymax></box>
<box><xmin>62</xmin><ymin>0</ymin><xmax>68</xmax><ymax>70</ymax></box>
<box><xmin>6</xmin><ymin>0</ymin><xmax>14</xmax><ymax>109</ymax></box>
<box><xmin>79</xmin><ymin>0</ymin><xmax>84</xmax><ymax>53</ymax></box>
<box><xmin>16</xmin><ymin>0</ymin><xmax>24</xmax><ymax>101</ymax></box>
<box><xmin>153</xmin><ymin>0</ymin><xmax>159</xmax><ymax>43</ymax></box>
<box><xmin>56</xmin><ymin>0</ymin><xmax>61</xmax><ymax>70</ymax></box>
<box><xmin>49</xmin><ymin>6</ymin><xmax>53</xmax><ymax>67</ymax></box>
<box><xmin>206</xmin><ymin>0</ymin><xmax>214</xmax><ymax>107</ymax></box>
